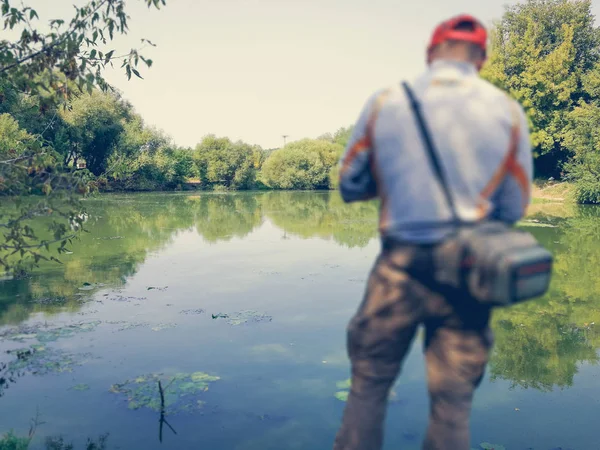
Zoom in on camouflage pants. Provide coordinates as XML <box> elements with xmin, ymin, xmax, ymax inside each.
<box><xmin>333</xmin><ymin>242</ymin><xmax>494</xmax><ymax>450</ymax></box>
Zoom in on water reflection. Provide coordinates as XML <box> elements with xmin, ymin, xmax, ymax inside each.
<box><xmin>489</xmin><ymin>206</ymin><xmax>600</xmax><ymax>391</ymax></box>
<box><xmin>1</xmin><ymin>192</ymin><xmax>600</xmax><ymax>402</ymax></box>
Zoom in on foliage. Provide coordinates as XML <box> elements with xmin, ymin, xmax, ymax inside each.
<box><xmin>562</xmin><ymin>100</ymin><xmax>600</xmax><ymax>203</ymax></box>
<box><xmin>0</xmin><ymin>113</ymin><xmax>34</xmax><ymax>157</ymax></box>
<box><xmin>0</xmin><ymin>431</ymin><xmax>109</xmax><ymax>450</ymax></box>
<box><xmin>262</xmin><ymin>192</ymin><xmax>378</xmax><ymax>248</ymax></box>
<box><xmin>0</xmin><ymin>0</ymin><xmax>167</xmax><ymax>274</ymax></box>
<box><xmin>58</xmin><ymin>90</ymin><xmax>129</xmax><ymax>175</ymax></box>
<box><xmin>481</xmin><ymin>0</ymin><xmax>600</xmax><ymax>179</ymax></box>
<box><xmin>317</xmin><ymin>126</ymin><xmax>353</xmax><ymax>148</ymax></box>
<box><xmin>193</xmin><ymin>135</ymin><xmax>262</xmax><ymax>190</ymax></box>
<box><xmin>45</xmin><ymin>434</ymin><xmax>109</xmax><ymax>450</ymax></box>
<box><xmin>260</xmin><ymin>139</ymin><xmax>343</xmax><ymax>190</ymax></box>
<box><xmin>0</xmin><ymin>431</ymin><xmax>29</xmax><ymax>450</ymax></box>
<box><xmin>489</xmin><ymin>210</ymin><xmax>600</xmax><ymax>391</ymax></box>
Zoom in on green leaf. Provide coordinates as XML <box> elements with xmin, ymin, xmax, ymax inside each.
<box><xmin>132</xmin><ymin>68</ymin><xmax>142</xmax><ymax>79</ymax></box>
<box><xmin>335</xmin><ymin>391</ymin><xmax>349</xmax><ymax>402</ymax></box>
<box><xmin>29</xmin><ymin>9</ymin><xmax>38</xmax><ymax>20</ymax></box>
<box><xmin>335</xmin><ymin>379</ymin><xmax>351</xmax><ymax>390</ymax></box>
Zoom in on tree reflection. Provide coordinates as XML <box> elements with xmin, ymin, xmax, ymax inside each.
<box><xmin>2</xmin><ymin>194</ymin><xmax>600</xmax><ymax>395</ymax></box>
<box><xmin>261</xmin><ymin>191</ymin><xmax>379</xmax><ymax>248</ymax></box>
<box><xmin>489</xmin><ymin>207</ymin><xmax>600</xmax><ymax>391</ymax></box>
<box><xmin>193</xmin><ymin>193</ymin><xmax>263</xmax><ymax>243</ymax></box>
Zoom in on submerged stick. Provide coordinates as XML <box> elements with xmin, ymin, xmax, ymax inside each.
<box><xmin>158</xmin><ymin>380</ymin><xmax>165</xmax><ymax>410</ymax></box>
<box><xmin>157</xmin><ymin>379</ymin><xmax>177</xmax><ymax>443</ymax></box>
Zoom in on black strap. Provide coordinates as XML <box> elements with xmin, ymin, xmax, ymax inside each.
<box><xmin>401</xmin><ymin>81</ymin><xmax>460</xmax><ymax>224</ymax></box>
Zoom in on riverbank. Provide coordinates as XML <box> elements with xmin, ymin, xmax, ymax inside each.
<box><xmin>532</xmin><ymin>181</ymin><xmax>573</xmax><ymax>202</ymax></box>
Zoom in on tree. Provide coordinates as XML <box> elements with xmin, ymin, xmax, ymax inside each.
<box><xmin>562</xmin><ymin>100</ymin><xmax>600</xmax><ymax>203</ymax></box>
<box><xmin>0</xmin><ymin>113</ymin><xmax>34</xmax><ymax>160</ymax></box>
<box><xmin>194</xmin><ymin>135</ymin><xmax>260</xmax><ymax>190</ymax></box>
<box><xmin>0</xmin><ymin>0</ymin><xmax>166</xmax><ymax>274</ymax></box>
<box><xmin>59</xmin><ymin>90</ymin><xmax>129</xmax><ymax>175</ymax></box>
<box><xmin>481</xmin><ymin>0</ymin><xmax>600</xmax><ymax>178</ymax></box>
<box><xmin>259</xmin><ymin>139</ymin><xmax>343</xmax><ymax>190</ymax></box>
<box><xmin>333</xmin><ymin>126</ymin><xmax>353</xmax><ymax>148</ymax></box>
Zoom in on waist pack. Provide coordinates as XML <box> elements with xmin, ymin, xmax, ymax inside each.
<box><xmin>402</xmin><ymin>81</ymin><xmax>553</xmax><ymax>307</ymax></box>
<box><xmin>431</xmin><ymin>222</ymin><xmax>553</xmax><ymax>306</ymax></box>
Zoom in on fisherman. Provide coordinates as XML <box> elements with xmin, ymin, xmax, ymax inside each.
<box><xmin>334</xmin><ymin>14</ymin><xmax>533</xmax><ymax>450</ymax></box>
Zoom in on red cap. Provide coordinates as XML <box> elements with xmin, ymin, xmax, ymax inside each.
<box><xmin>428</xmin><ymin>14</ymin><xmax>487</xmax><ymax>52</ymax></box>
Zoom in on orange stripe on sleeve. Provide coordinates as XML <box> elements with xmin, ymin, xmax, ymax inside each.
<box><xmin>475</xmin><ymin>99</ymin><xmax>522</xmax><ymax>219</ymax></box>
<box><xmin>340</xmin><ymin>136</ymin><xmax>371</xmax><ymax>175</ymax></box>
<box><xmin>506</xmin><ymin>158</ymin><xmax>530</xmax><ymax>210</ymax></box>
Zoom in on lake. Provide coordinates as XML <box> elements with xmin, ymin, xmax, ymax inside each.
<box><xmin>0</xmin><ymin>191</ymin><xmax>599</xmax><ymax>450</ymax></box>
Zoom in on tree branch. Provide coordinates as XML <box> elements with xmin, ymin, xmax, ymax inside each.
<box><xmin>1</xmin><ymin>234</ymin><xmax>76</xmax><ymax>250</ymax></box>
<box><xmin>0</xmin><ymin>0</ymin><xmax>111</xmax><ymax>74</ymax></box>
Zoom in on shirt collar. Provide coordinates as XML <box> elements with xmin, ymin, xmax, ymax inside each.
<box><xmin>429</xmin><ymin>59</ymin><xmax>478</xmax><ymax>78</ymax></box>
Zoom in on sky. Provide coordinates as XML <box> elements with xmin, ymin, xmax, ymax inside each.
<box><xmin>16</xmin><ymin>0</ymin><xmax>600</xmax><ymax>149</ymax></box>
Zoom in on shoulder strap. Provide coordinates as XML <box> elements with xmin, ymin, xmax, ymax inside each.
<box><xmin>475</xmin><ymin>98</ymin><xmax>522</xmax><ymax>217</ymax></box>
<box><xmin>401</xmin><ymin>81</ymin><xmax>460</xmax><ymax>223</ymax></box>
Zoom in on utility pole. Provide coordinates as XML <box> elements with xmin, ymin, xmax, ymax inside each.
<box><xmin>282</xmin><ymin>135</ymin><xmax>289</xmax><ymax>147</ymax></box>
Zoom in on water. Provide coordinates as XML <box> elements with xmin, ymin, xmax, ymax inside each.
<box><xmin>0</xmin><ymin>192</ymin><xmax>598</xmax><ymax>450</ymax></box>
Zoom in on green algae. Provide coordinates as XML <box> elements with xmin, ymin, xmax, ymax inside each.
<box><xmin>109</xmin><ymin>371</ymin><xmax>220</xmax><ymax>414</ymax></box>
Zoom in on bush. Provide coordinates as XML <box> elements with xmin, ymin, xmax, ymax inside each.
<box><xmin>194</xmin><ymin>136</ymin><xmax>260</xmax><ymax>190</ymax></box>
<box><xmin>572</xmin><ymin>173</ymin><xmax>600</xmax><ymax>204</ymax></box>
<box><xmin>259</xmin><ymin>139</ymin><xmax>343</xmax><ymax>190</ymax></box>
<box><xmin>0</xmin><ymin>430</ymin><xmax>29</xmax><ymax>450</ymax></box>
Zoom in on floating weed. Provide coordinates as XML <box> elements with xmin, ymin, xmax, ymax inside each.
<box><xmin>335</xmin><ymin>391</ymin><xmax>349</xmax><ymax>402</ymax></box>
<box><xmin>180</xmin><ymin>309</ymin><xmax>205</xmax><ymax>315</ymax></box>
<box><xmin>6</xmin><ymin>345</ymin><xmax>92</xmax><ymax>376</ymax></box>
<box><xmin>334</xmin><ymin>378</ymin><xmax>399</xmax><ymax>403</ymax></box>
<box><xmin>0</xmin><ymin>321</ymin><xmax>100</xmax><ymax>344</ymax></box>
<box><xmin>150</xmin><ymin>323</ymin><xmax>177</xmax><ymax>332</ymax></box>
<box><xmin>105</xmin><ymin>321</ymin><xmax>176</xmax><ymax>332</ymax></box>
<box><xmin>70</xmin><ymin>384</ymin><xmax>90</xmax><ymax>391</ymax></box>
<box><xmin>36</xmin><ymin>321</ymin><xmax>101</xmax><ymax>343</ymax></box>
<box><xmin>106</xmin><ymin>294</ymin><xmax>147</xmax><ymax>303</ymax></box>
<box><xmin>335</xmin><ymin>379</ymin><xmax>351</xmax><ymax>390</ymax></box>
<box><xmin>77</xmin><ymin>309</ymin><xmax>100</xmax><ymax>316</ymax></box>
<box><xmin>147</xmin><ymin>286</ymin><xmax>168</xmax><ymax>291</ymax></box>
<box><xmin>211</xmin><ymin>310</ymin><xmax>272</xmax><ymax>326</ymax></box>
<box><xmin>478</xmin><ymin>444</ymin><xmax>506</xmax><ymax>450</ymax></box>
<box><xmin>105</xmin><ymin>321</ymin><xmax>149</xmax><ymax>332</ymax></box>
<box><xmin>110</xmin><ymin>372</ymin><xmax>220</xmax><ymax>414</ymax></box>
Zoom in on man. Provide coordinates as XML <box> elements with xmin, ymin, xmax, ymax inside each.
<box><xmin>334</xmin><ymin>14</ymin><xmax>533</xmax><ymax>450</ymax></box>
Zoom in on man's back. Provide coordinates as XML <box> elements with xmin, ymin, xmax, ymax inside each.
<box><xmin>333</xmin><ymin>15</ymin><xmax>537</xmax><ymax>450</ymax></box>
<box><xmin>339</xmin><ymin>59</ymin><xmax>533</xmax><ymax>243</ymax></box>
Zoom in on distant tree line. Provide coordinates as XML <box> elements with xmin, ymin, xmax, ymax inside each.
<box><xmin>1</xmin><ymin>80</ymin><xmax>353</xmax><ymax>192</ymax></box>
<box><xmin>2</xmin><ymin>0</ymin><xmax>600</xmax><ymax>273</ymax></box>
<box><xmin>4</xmin><ymin>1</ymin><xmax>600</xmax><ymax>199</ymax></box>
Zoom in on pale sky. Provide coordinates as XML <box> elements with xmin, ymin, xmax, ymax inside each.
<box><xmin>16</xmin><ymin>0</ymin><xmax>600</xmax><ymax>149</ymax></box>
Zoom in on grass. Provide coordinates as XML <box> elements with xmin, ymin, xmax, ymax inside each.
<box><xmin>531</xmin><ymin>180</ymin><xmax>574</xmax><ymax>202</ymax></box>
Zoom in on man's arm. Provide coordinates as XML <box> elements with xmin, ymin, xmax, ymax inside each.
<box><xmin>338</xmin><ymin>92</ymin><xmax>380</xmax><ymax>203</ymax></box>
<box><xmin>491</xmin><ymin>102</ymin><xmax>534</xmax><ymax>224</ymax></box>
